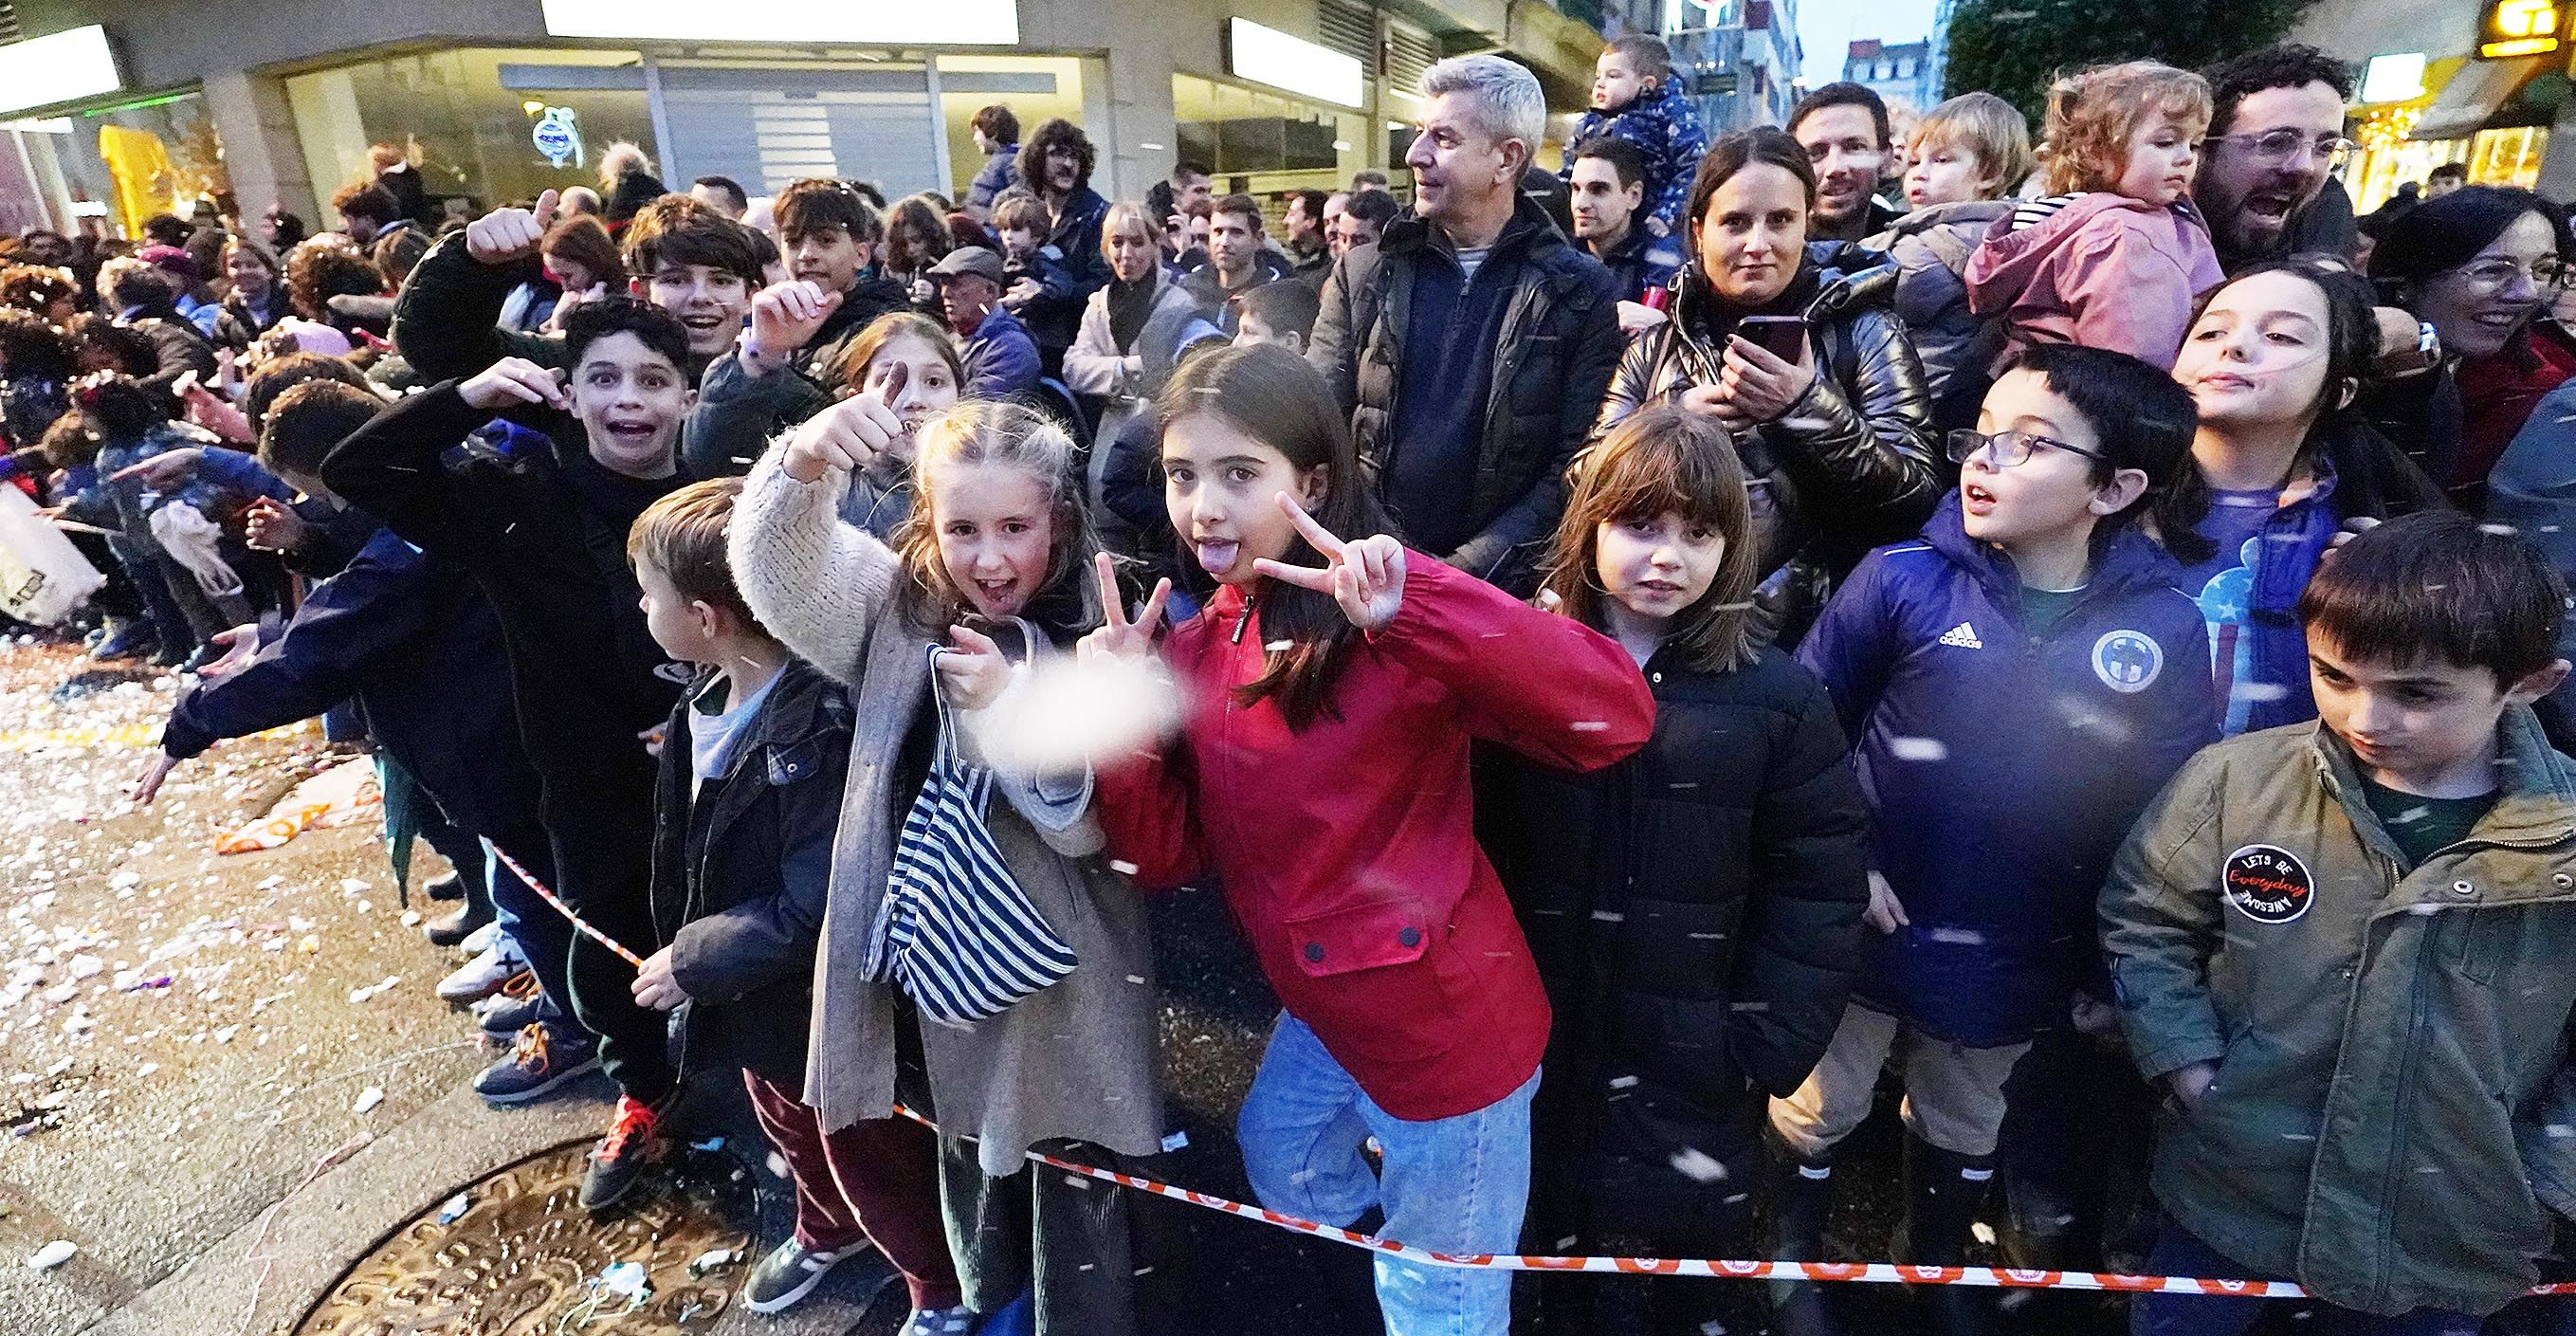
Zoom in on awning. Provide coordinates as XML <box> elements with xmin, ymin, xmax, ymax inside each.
<box><xmin>2412</xmin><ymin>54</ymin><xmax>2549</xmax><ymax>139</ymax></box>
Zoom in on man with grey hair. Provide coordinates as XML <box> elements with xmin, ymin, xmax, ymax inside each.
<box><xmin>1306</xmin><ymin>53</ymin><xmax>1619</xmax><ymax>599</ymax></box>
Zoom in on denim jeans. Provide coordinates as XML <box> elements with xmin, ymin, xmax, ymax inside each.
<box><xmin>2129</xmin><ymin>1214</ymin><xmax>2484</xmax><ymax>1336</ymax></box>
<box><xmin>1236</xmin><ymin>1013</ymin><xmax>1537</xmax><ymax>1336</ymax></box>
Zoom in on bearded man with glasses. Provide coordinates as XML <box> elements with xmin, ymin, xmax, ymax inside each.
<box><xmin>2193</xmin><ymin>46</ymin><xmax>2361</xmax><ymax>275</ymax></box>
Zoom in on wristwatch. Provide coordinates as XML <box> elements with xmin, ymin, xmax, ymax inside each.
<box><xmin>2378</xmin><ymin>320</ymin><xmax>2441</xmax><ymax>377</ymax></box>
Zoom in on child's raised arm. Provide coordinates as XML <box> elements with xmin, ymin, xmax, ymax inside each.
<box><xmin>728</xmin><ymin>403</ymin><xmax>906</xmax><ymax>686</ymax></box>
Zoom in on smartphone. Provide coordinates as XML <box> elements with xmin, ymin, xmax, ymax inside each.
<box><xmin>1738</xmin><ymin>314</ymin><xmax>1808</xmax><ymax>360</ymax></box>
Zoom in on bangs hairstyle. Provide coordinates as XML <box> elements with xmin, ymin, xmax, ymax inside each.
<box><xmin>1911</xmin><ymin>92</ymin><xmax>2035</xmax><ymax>196</ymax></box>
<box><xmin>1100</xmin><ymin>200</ymin><xmax>1158</xmax><ymax>259</ymax></box>
<box><xmin>1023</xmin><ymin>118</ymin><xmax>1098</xmax><ymax>193</ymax></box>
<box><xmin>888</xmin><ymin>400</ymin><xmax>1102</xmax><ymax>633</ymax></box>
<box><xmin>563</xmin><ymin>295</ymin><xmax>691</xmax><ymax>372</ymax></box>
<box><xmin>621</xmin><ymin>193</ymin><xmax>763</xmax><ymax>285</ymax></box>
<box><xmin>220</xmin><ymin>234</ymin><xmax>282</xmax><ymax>280</ymax></box>
<box><xmin>1154</xmin><ymin>343</ymin><xmax>1401</xmax><ymax>731</ymax></box>
<box><xmin>822</xmin><ymin>311</ymin><xmax>961</xmax><ymax>395</ymax></box>
<box><xmin>2041</xmin><ymin>61</ymin><xmax>2213</xmax><ymax>195</ymax></box>
<box><xmin>2002</xmin><ymin>343</ymin><xmax>2199</xmax><ymax>512</ymax></box>
<box><xmin>541</xmin><ymin>214</ymin><xmax>627</xmax><ymax>289</ymax></box>
<box><xmin>1543</xmin><ymin>406</ymin><xmax>1760</xmax><ymax>673</ymax></box>
<box><xmin>775</xmin><ymin>178</ymin><xmax>885</xmax><ymax>244</ymax></box>
<box><xmin>246</xmin><ymin>352</ymin><xmax>376</xmax><ymax>433</ymax></box>
<box><xmin>993</xmin><ymin>194</ymin><xmax>1051</xmax><ymax>236</ymax></box>
<box><xmin>1685</xmin><ymin>127</ymin><xmax>1818</xmax><ymax>238</ymax></box>
<box><xmin>2297</xmin><ymin>510</ymin><xmax>2565</xmax><ymax>688</ymax></box>
<box><xmin>628</xmin><ymin>476</ymin><xmax>758</xmax><ymax>625</ymax></box>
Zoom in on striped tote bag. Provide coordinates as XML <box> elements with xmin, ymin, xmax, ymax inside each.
<box><xmin>861</xmin><ymin>642</ymin><xmax>1080</xmax><ymax>1024</ymax></box>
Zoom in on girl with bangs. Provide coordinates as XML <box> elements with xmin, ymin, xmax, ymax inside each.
<box><xmin>1478</xmin><ymin>404</ymin><xmax>1873</xmax><ymax>1336</ymax></box>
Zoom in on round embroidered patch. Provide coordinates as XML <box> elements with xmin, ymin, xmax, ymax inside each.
<box><xmin>2092</xmin><ymin>630</ymin><xmax>2165</xmax><ymax>694</ymax></box>
<box><xmin>2221</xmin><ymin>844</ymin><xmax>2314</xmax><ymax>924</ymax></box>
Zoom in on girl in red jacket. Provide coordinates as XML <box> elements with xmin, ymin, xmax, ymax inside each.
<box><xmin>1083</xmin><ymin>344</ymin><xmax>1655</xmax><ymax>1334</ymax></box>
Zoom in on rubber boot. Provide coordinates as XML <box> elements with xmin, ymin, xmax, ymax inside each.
<box><xmin>1898</xmin><ymin>1131</ymin><xmax>1996</xmax><ymax>1336</ymax></box>
<box><xmin>1766</xmin><ymin>1144</ymin><xmax>1842</xmax><ymax>1336</ymax></box>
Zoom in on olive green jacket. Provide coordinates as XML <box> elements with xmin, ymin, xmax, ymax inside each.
<box><xmin>2102</xmin><ymin>707</ymin><xmax>2576</xmax><ymax>1316</ymax></box>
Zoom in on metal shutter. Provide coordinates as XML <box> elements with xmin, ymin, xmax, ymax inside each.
<box><xmin>655</xmin><ymin>65</ymin><xmax>941</xmax><ymax>199</ymax></box>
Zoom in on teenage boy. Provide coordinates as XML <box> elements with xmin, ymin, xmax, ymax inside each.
<box><xmin>995</xmin><ymin>193</ymin><xmax>1082</xmax><ymax>378</ymax></box>
<box><xmin>926</xmin><ymin>247</ymin><xmax>1039</xmax><ymax>401</ymax></box>
<box><xmin>622</xmin><ymin>479</ymin><xmax>923</xmax><ymax>1318</ymax></box>
<box><xmin>1179</xmin><ymin>193</ymin><xmax>1288</xmax><ymax>334</ymax></box>
<box><xmin>393</xmin><ymin>189</ymin><xmax>761</xmax><ymax>386</ymax></box>
<box><xmin>1788</xmin><ymin>82</ymin><xmax>1900</xmax><ymax>243</ymax></box>
<box><xmin>682</xmin><ymin>180</ymin><xmax>906</xmax><ymax>477</ymax></box>
<box><xmin>1562</xmin><ymin>34</ymin><xmax>1708</xmax><ymax>239</ymax></box>
<box><xmin>2104</xmin><ymin>510</ymin><xmax>2576</xmax><ymax>1335</ymax></box>
<box><xmin>1566</xmin><ymin>136</ymin><xmax>1682</xmax><ymax>311</ymax></box>
<box><xmin>1781</xmin><ymin>346</ymin><xmax>2217</xmax><ymax>1336</ymax></box>
<box><xmin>322</xmin><ymin>299</ymin><xmax>702</xmax><ymax>1210</ymax></box>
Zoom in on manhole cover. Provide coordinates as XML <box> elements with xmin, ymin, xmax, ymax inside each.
<box><xmin>294</xmin><ymin>1139</ymin><xmax>755</xmax><ymax>1335</ymax></box>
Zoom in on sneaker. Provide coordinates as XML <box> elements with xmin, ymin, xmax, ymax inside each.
<box><xmin>901</xmin><ymin>1306</ymin><xmax>977</xmax><ymax>1336</ymax></box>
<box><xmin>91</xmin><ymin>620</ymin><xmax>156</xmax><ymax>661</ymax></box>
<box><xmin>423</xmin><ymin>870</ymin><xmax>466</xmax><ymax>903</ymax></box>
<box><xmin>742</xmin><ymin>1238</ymin><xmax>872</xmax><ymax>1314</ymax></box>
<box><xmin>472</xmin><ymin>974</ymin><xmax>545</xmax><ymax>1036</ymax></box>
<box><xmin>458</xmin><ymin>920</ymin><xmax>502</xmax><ymax>956</ymax></box>
<box><xmin>424</xmin><ymin>903</ymin><xmax>492</xmax><ymax>949</ymax></box>
<box><xmin>435</xmin><ymin>947</ymin><xmax>522</xmax><ymax>1004</ymax></box>
<box><xmin>473</xmin><ymin>1022</ymin><xmax>599</xmax><ymax>1104</ymax></box>
<box><xmin>578</xmin><ymin>1095</ymin><xmax>661</xmax><ymax>1212</ymax></box>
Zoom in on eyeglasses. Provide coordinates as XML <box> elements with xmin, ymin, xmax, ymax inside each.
<box><xmin>2451</xmin><ymin>255</ymin><xmax>2576</xmax><ymax>294</ymax></box>
<box><xmin>1946</xmin><ymin>428</ymin><xmax>2109</xmax><ymax>468</ymax></box>
<box><xmin>2203</xmin><ymin>129</ymin><xmax>2354</xmax><ymax>170</ymax></box>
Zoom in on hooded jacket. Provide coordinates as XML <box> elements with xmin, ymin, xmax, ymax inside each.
<box><xmin>1799</xmin><ymin>494</ymin><xmax>2218</xmax><ymax>1046</ymax></box>
<box><xmin>1964</xmin><ymin>193</ymin><xmax>2224</xmax><ymax>371</ymax></box>
<box><xmin>1563</xmin><ymin>82</ymin><xmax>1709</xmax><ymax>233</ymax></box>
<box><xmin>1597</xmin><ymin>242</ymin><xmax>1939</xmax><ymax>643</ymax></box>
<box><xmin>2103</xmin><ymin>709</ymin><xmax>2576</xmax><ymax>1315</ymax></box>
<box><xmin>1867</xmin><ymin>199</ymin><xmax>2016</xmax><ymax>430</ymax></box>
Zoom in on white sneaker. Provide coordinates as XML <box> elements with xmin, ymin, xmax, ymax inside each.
<box><xmin>435</xmin><ymin>947</ymin><xmax>521</xmax><ymax>1003</ymax></box>
<box><xmin>458</xmin><ymin>920</ymin><xmax>502</xmax><ymax>956</ymax></box>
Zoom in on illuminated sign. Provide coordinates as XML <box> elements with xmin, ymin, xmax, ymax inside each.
<box><xmin>0</xmin><ymin>27</ymin><xmax>123</xmax><ymax>119</ymax></box>
<box><xmin>2482</xmin><ymin>0</ymin><xmax>2561</xmax><ymax>58</ymax></box>
<box><xmin>539</xmin><ymin>0</ymin><xmax>1016</xmax><ymax>45</ymax></box>
<box><xmin>2359</xmin><ymin>52</ymin><xmax>2428</xmax><ymax>102</ymax></box>
<box><xmin>531</xmin><ymin>106</ymin><xmax>584</xmax><ymax>169</ymax></box>
<box><xmin>1228</xmin><ymin>18</ymin><xmax>1365</xmax><ymax>108</ymax></box>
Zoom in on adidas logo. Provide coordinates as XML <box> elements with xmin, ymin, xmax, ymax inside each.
<box><xmin>1937</xmin><ymin>621</ymin><xmax>1983</xmax><ymax>650</ymax></box>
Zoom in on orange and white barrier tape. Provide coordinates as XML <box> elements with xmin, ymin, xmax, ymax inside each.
<box><xmin>478</xmin><ymin>836</ymin><xmax>646</xmax><ymax>968</ymax></box>
<box><xmin>496</xmin><ymin>848</ymin><xmax>2576</xmax><ymax>1300</ymax></box>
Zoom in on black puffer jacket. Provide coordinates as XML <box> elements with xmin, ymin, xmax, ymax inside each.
<box><xmin>1597</xmin><ymin>243</ymin><xmax>1938</xmax><ymax>641</ymax></box>
<box><xmin>1308</xmin><ymin>196</ymin><xmax>1621</xmax><ymax>591</ymax></box>
<box><xmin>1478</xmin><ymin>643</ymin><xmax>1872</xmax><ymax>1228</ymax></box>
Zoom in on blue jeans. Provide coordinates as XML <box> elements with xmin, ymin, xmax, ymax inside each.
<box><xmin>2130</xmin><ymin>1214</ymin><xmax>2483</xmax><ymax>1336</ymax></box>
<box><xmin>1236</xmin><ymin>1013</ymin><xmax>1536</xmax><ymax>1336</ymax></box>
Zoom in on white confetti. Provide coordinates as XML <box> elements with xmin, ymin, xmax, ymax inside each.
<box><xmin>1888</xmin><ymin>737</ymin><xmax>1947</xmax><ymax>762</ymax></box>
<box><xmin>352</xmin><ymin>1086</ymin><xmax>384</xmax><ymax>1115</ymax></box>
<box><xmin>27</xmin><ymin>1240</ymin><xmax>75</xmax><ymax>1271</ymax></box>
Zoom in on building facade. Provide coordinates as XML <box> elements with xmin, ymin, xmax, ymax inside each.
<box><xmin>0</xmin><ymin>0</ymin><xmax>1612</xmax><ymax>239</ymax></box>
<box><xmin>1663</xmin><ymin>0</ymin><xmax>1802</xmax><ymax>133</ymax></box>
<box><xmin>1841</xmin><ymin>37</ymin><xmax>1938</xmax><ymax>120</ymax></box>
<box><xmin>2296</xmin><ymin>0</ymin><xmax>2567</xmax><ymax>211</ymax></box>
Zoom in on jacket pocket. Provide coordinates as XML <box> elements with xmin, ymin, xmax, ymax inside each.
<box><xmin>1281</xmin><ymin>899</ymin><xmax>1448</xmax><ymax>1062</ymax></box>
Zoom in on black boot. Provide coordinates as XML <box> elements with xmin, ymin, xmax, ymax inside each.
<box><xmin>1899</xmin><ymin>1132</ymin><xmax>1995</xmax><ymax>1336</ymax></box>
<box><xmin>1766</xmin><ymin>1144</ymin><xmax>1841</xmax><ymax>1336</ymax></box>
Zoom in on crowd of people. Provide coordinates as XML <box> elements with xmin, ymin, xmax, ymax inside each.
<box><xmin>3</xmin><ymin>32</ymin><xmax>2575</xmax><ymax>1336</ymax></box>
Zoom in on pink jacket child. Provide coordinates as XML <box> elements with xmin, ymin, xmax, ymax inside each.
<box><xmin>1963</xmin><ymin>192</ymin><xmax>2223</xmax><ymax>371</ymax></box>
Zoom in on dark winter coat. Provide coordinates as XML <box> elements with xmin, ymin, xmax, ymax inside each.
<box><xmin>1562</xmin><ymin>82</ymin><xmax>1709</xmax><ymax>233</ymax></box>
<box><xmin>1799</xmin><ymin>495</ymin><xmax>2219</xmax><ymax>1046</ymax></box>
<box><xmin>649</xmin><ymin>659</ymin><xmax>853</xmax><ymax>1087</ymax></box>
<box><xmin>1308</xmin><ymin>196</ymin><xmax>1622</xmax><ymax>590</ymax></box>
<box><xmin>967</xmin><ymin>143</ymin><xmax>1019</xmax><ymax>212</ymax></box>
<box><xmin>1480</xmin><ymin>643</ymin><xmax>1872</xmax><ymax>1228</ymax></box>
<box><xmin>1866</xmin><ymin>199</ymin><xmax>2015</xmax><ymax>430</ymax></box>
<box><xmin>1598</xmin><ymin>243</ymin><xmax>1939</xmax><ymax>642</ymax></box>
<box><xmin>1042</xmin><ymin>185</ymin><xmax>1113</xmax><ymax>314</ymax></box>
<box><xmin>119</xmin><ymin>301</ymin><xmax>219</xmax><ymax>410</ymax></box>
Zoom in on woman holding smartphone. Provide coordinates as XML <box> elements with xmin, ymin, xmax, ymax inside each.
<box><xmin>1598</xmin><ymin>126</ymin><xmax>1939</xmax><ymax>645</ymax></box>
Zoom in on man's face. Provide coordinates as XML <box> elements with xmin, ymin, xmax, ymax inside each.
<box><xmin>1405</xmin><ymin>92</ymin><xmax>1519</xmax><ymax>229</ymax></box>
<box><xmin>1047</xmin><ymin>148</ymin><xmax>1082</xmax><ymax>193</ymax></box>
<box><xmin>786</xmin><ymin>224</ymin><xmax>869</xmax><ymax>294</ymax></box>
<box><xmin>1209</xmin><ymin>209</ymin><xmax>1261</xmax><ymax>280</ymax></box>
<box><xmin>637</xmin><ymin>261</ymin><xmax>754</xmax><ymax>357</ymax></box>
<box><xmin>1286</xmin><ymin>197</ymin><xmax>1320</xmax><ymax>244</ymax></box>
<box><xmin>568</xmin><ymin>330</ymin><xmax>692</xmax><ymax>477</ymax></box>
<box><xmin>1792</xmin><ymin>103</ymin><xmax>1887</xmax><ymax>229</ymax></box>
<box><xmin>687</xmin><ymin>183</ymin><xmax>745</xmax><ymax>219</ymax></box>
<box><xmin>1331</xmin><ymin>210</ymin><xmax>1382</xmax><ymax>256</ymax></box>
<box><xmin>2194</xmin><ymin>81</ymin><xmax>2348</xmax><ymax>262</ymax></box>
<box><xmin>1187</xmin><ymin>212</ymin><xmax>1211</xmax><ymax>254</ymax></box>
<box><xmin>941</xmin><ymin>273</ymin><xmax>998</xmax><ymax>334</ymax></box>
<box><xmin>1568</xmin><ymin>156</ymin><xmax>1641</xmax><ymax>243</ymax></box>
<box><xmin>1174</xmin><ymin>172</ymin><xmax>1214</xmax><ymax>212</ymax></box>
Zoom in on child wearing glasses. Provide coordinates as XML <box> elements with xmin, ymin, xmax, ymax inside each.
<box><xmin>1770</xmin><ymin>345</ymin><xmax>2218</xmax><ymax>1335</ymax></box>
<box><xmin>1964</xmin><ymin>60</ymin><xmax>2226</xmax><ymax>371</ymax></box>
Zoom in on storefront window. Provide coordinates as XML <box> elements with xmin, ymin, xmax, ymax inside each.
<box><xmin>2468</xmin><ymin>124</ymin><xmax>2549</xmax><ymax>189</ymax></box>
<box><xmin>285</xmin><ymin>47</ymin><xmax>656</xmax><ymax>225</ymax></box>
<box><xmin>5</xmin><ymin>93</ymin><xmax>229</xmax><ymax>240</ymax></box>
<box><xmin>936</xmin><ymin>55</ymin><xmax>1094</xmax><ymax>203</ymax></box>
<box><xmin>1173</xmin><ymin>72</ymin><xmax>1365</xmax><ymax>200</ymax></box>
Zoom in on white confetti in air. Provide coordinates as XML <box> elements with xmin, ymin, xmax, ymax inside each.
<box><xmin>1888</xmin><ymin>737</ymin><xmax>1947</xmax><ymax>762</ymax></box>
<box><xmin>961</xmin><ymin>651</ymin><xmax>1183</xmax><ymax>779</ymax></box>
<box><xmin>2230</xmin><ymin>681</ymin><xmax>2292</xmax><ymax>703</ymax></box>
<box><xmin>2479</xmin><ymin>523</ymin><xmax>2519</xmax><ymax>536</ymax></box>
<box><xmin>1608</xmin><ymin>1074</ymin><xmax>1639</xmax><ymax>1089</ymax></box>
<box><xmin>1571</xmin><ymin>720</ymin><xmax>1610</xmax><ymax>732</ymax></box>
<box><xmin>1669</xmin><ymin>1147</ymin><xmax>1727</xmax><ymax>1183</ymax></box>
<box><xmin>1927</xmin><ymin>927</ymin><xmax>1986</xmax><ymax>945</ymax></box>
<box><xmin>1109</xmin><ymin>860</ymin><xmax>1140</xmax><ymax>876</ymax></box>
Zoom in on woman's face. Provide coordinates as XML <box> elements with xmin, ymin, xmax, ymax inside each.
<box><xmin>1160</xmin><ymin>411</ymin><xmax>1328</xmax><ymax>586</ymax></box>
<box><xmin>546</xmin><ymin>253</ymin><xmax>596</xmax><ymax>293</ymax></box>
<box><xmin>2412</xmin><ymin>210</ymin><xmax>2560</xmax><ymax>361</ymax></box>
<box><xmin>2174</xmin><ymin>268</ymin><xmax>2336</xmax><ymax>434</ymax></box>
<box><xmin>1692</xmin><ymin>161</ymin><xmax>1808</xmax><ymax>309</ymax></box>
<box><xmin>930</xmin><ymin>460</ymin><xmax>1054</xmax><ymax>619</ymax></box>
<box><xmin>859</xmin><ymin>334</ymin><xmax>959</xmax><ymax>459</ymax></box>
<box><xmin>226</xmin><ymin>249</ymin><xmax>273</xmax><ymax>298</ymax></box>
<box><xmin>1105</xmin><ymin>224</ymin><xmax>1159</xmax><ymax>283</ymax></box>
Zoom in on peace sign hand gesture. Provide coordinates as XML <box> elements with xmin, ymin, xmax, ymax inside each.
<box><xmin>1250</xmin><ymin>492</ymin><xmax>1406</xmax><ymax>632</ymax></box>
<box><xmin>1075</xmin><ymin>551</ymin><xmax>1172</xmax><ymax>668</ymax></box>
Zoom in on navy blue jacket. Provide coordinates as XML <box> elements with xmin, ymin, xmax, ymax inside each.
<box><xmin>1798</xmin><ymin>494</ymin><xmax>2220</xmax><ymax>1046</ymax></box>
<box><xmin>160</xmin><ymin>526</ymin><xmax>539</xmax><ymax>841</ymax></box>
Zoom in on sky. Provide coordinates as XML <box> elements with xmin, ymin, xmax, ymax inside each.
<box><xmin>1794</xmin><ymin>0</ymin><xmax>1941</xmax><ymax>85</ymax></box>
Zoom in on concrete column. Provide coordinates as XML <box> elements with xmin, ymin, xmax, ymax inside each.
<box><xmin>2537</xmin><ymin>96</ymin><xmax>2576</xmax><ymax>202</ymax></box>
<box><xmin>200</xmin><ymin>70</ymin><xmax>316</xmax><ymax>225</ymax></box>
<box><xmin>1098</xmin><ymin>0</ymin><xmax>1179</xmax><ymax>201</ymax></box>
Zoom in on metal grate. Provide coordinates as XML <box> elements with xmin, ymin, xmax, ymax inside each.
<box><xmin>1385</xmin><ymin>20</ymin><xmax>1440</xmax><ymax>96</ymax></box>
<box><xmin>1318</xmin><ymin>0</ymin><xmax>1377</xmax><ymax>68</ymax></box>
<box><xmin>0</xmin><ymin>4</ymin><xmax>22</xmax><ymax>45</ymax></box>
